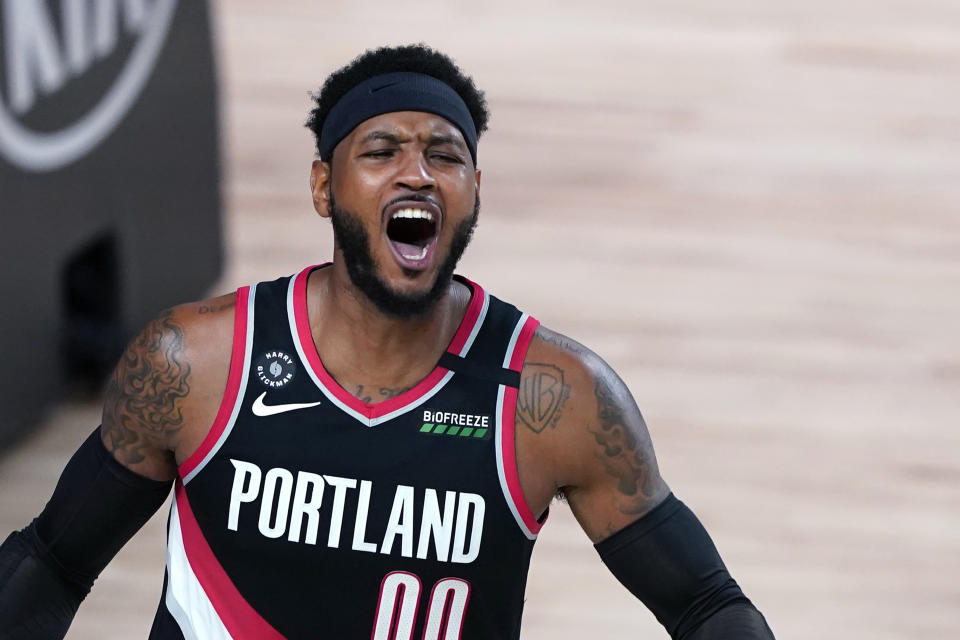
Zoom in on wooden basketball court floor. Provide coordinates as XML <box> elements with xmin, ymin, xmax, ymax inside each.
<box><xmin>2</xmin><ymin>1</ymin><xmax>958</xmax><ymax>637</ymax></box>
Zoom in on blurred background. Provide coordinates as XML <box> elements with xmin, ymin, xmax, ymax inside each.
<box><xmin>1</xmin><ymin>1</ymin><xmax>959</xmax><ymax>638</ymax></box>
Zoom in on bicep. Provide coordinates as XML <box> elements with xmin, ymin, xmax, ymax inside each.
<box><xmin>561</xmin><ymin>360</ymin><xmax>671</xmax><ymax>542</ymax></box>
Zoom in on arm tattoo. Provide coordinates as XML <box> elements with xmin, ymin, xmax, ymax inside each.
<box><xmin>591</xmin><ymin>374</ymin><xmax>658</xmax><ymax>515</ymax></box>
<box><xmin>102</xmin><ymin>310</ymin><xmax>191</xmax><ymax>466</ymax></box>
<box><xmin>517</xmin><ymin>362</ymin><xmax>571</xmax><ymax>433</ymax></box>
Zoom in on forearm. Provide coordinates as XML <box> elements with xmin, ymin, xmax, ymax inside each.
<box><xmin>0</xmin><ymin>427</ymin><xmax>172</xmax><ymax>638</ymax></box>
<box><xmin>0</xmin><ymin>526</ymin><xmax>87</xmax><ymax>640</ymax></box>
<box><xmin>595</xmin><ymin>494</ymin><xmax>774</xmax><ymax>639</ymax></box>
<box><xmin>682</xmin><ymin>600</ymin><xmax>774</xmax><ymax>640</ymax></box>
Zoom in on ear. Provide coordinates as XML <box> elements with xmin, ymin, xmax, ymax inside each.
<box><xmin>474</xmin><ymin>168</ymin><xmax>482</xmax><ymax>194</ymax></box>
<box><xmin>310</xmin><ymin>160</ymin><xmax>332</xmax><ymax>218</ymax></box>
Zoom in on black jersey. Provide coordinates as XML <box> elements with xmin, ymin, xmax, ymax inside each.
<box><xmin>148</xmin><ymin>265</ymin><xmax>546</xmax><ymax>639</ymax></box>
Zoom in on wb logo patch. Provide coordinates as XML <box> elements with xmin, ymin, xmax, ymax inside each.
<box><xmin>255</xmin><ymin>350</ymin><xmax>296</xmax><ymax>388</ymax></box>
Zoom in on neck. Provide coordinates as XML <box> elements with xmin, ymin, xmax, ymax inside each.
<box><xmin>305</xmin><ymin>261</ymin><xmax>470</xmax><ymax>401</ymax></box>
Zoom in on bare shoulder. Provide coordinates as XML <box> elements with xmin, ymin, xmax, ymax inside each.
<box><xmin>519</xmin><ymin>324</ymin><xmax>624</xmax><ymax>439</ymax></box>
<box><xmin>101</xmin><ymin>292</ymin><xmax>237</xmax><ymax>480</ymax></box>
<box><xmin>516</xmin><ymin>325</ymin><xmax>670</xmax><ymax>542</ymax></box>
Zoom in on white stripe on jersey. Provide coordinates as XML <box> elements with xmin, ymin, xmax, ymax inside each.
<box><xmin>496</xmin><ymin>313</ymin><xmax>539</xmax><ymax>540</ymax></box>
<box><xmin>164</xmin><ymin>498</ymin><xmax>232</xmax><ymax>639</ymax></box>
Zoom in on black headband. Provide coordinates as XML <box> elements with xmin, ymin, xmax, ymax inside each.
<box><xmin>318</xmin><ymin>72</ymin><xmax>478</xmax><ymax>164</ymax></box>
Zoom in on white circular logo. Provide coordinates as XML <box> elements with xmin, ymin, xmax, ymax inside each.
<box><xmin>0</xmin><ymin>0</ymin><xmax>178</xmax><ymax>172</ymax></box>
<box><xmin>255</xmin><ymin>350</ymin><xmax>298</xmax><ymax>389</ymax></box>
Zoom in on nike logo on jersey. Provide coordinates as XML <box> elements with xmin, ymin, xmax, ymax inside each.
<box><xmin>251</xmin><ymin>392</ymin><xmax>321</xmax><ymax>417</ymax></box>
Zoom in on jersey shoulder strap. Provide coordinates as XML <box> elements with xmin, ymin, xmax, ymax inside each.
<box><xmin>439</xmin><ymin>282</ymin><xmax>538</xmax><ymax>389</ymax></box>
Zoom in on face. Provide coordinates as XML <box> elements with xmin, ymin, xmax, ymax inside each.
<box><xmin>310</xmin><ymin>111</ymin><xmax>482</xmax><ymax>318</ymax></box>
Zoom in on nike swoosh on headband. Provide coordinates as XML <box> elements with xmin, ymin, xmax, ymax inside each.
<box><xmin>369</xmin><ymin>80</ymin><xmax>401</xmax><ymax>93</ymax></box>
<box><xmin>251</xmin><ymin>392</ymin><xmax>322</xmax><ymax>417</ymax></box>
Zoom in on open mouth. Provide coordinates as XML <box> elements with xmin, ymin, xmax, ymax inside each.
<box><xmin>385</xmin><ymin>206</ymin><xmax>440</xmax><ymax>269</ymax></box>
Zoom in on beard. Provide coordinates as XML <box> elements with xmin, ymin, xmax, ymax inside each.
<box><xmin>328</xmin><ymin>192</ymin><xmax>479</xmax><ymax>319</ymax></box>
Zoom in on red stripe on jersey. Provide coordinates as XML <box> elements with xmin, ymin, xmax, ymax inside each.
<box><xmin>174</xmin><ymin>483</ymin><xmax>285</xmax><ymax>639</ymax></box>
<box><xmin>501</xmin><ymin>315</ymin><xmax>544</xmax><ymax>535</ymax></box>
<box><xmin>508</xmin><ymin>316</ymin><xmax>539</xmax><ymax>372</ymax></box>
<box><xmin>447</xmin><ymin>276</ymin><xmax>485</xmax><ymax>356</ymax></box>
<box><xmin>500</xmin><ymin>385</ymin><xmax>544</xmax><ymax>535</ymax></box>
<box><xmin>292</xmin><ymin>266</ymin><xmax>485</xmax><ymax>420</ymax></box>
<box><xmin>179</xmin><ymin>286</ymin><xmax>250</xmax><ymax>479</ymax></box>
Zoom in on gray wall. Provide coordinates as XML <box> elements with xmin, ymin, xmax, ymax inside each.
<box><xmin>0</xmin><ymin>0</ymin><xmax>222</xmax><ymax>445</ymax></box>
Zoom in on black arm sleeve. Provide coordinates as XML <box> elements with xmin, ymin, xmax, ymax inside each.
<box><xmin>0</xmin><ymin>427</ymin><xmax>172</xmax><ymax>639</ymax></box>
<box><xmin>594</xmin><ymin>493</ymin><xmax>774</xmax><ymax>639</ymax></box>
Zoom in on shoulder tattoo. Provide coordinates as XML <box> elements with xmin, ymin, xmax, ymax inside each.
<box><xmin>102</xmin><ymin>310</ymin><xmax>191</xmax><ymax>465</ymax></box>
<box><xmin>590</xmin><ymin>374</ymin><xmax>659</xmax><ymax>515</ymax></box>
<box><xmin>517</xmin><ymin>362</ymin><xmax>571</xmax><ymax>433</ymax></box>
<box><xmin>196</xmin><ymin>300</ymin><xmax>235</xmax><ymax>315</ymax></box>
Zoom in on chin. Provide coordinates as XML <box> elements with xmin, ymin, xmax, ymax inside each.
<box><xmin>329</xmin><ymin>196</ymin><xmax>477</xmax><ymax>318</ymax></box>
<box><xmin>350</xmin><ymin>259</ymin><xmax>449</xmax><ymax>319</ymax></box>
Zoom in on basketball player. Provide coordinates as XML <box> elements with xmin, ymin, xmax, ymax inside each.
<box><xmin>0</xmin><ymin>45</ymin><xmax>775</xmax><ymax>639</ymax></box>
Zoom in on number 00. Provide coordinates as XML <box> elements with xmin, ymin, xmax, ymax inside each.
<box><xmin>371</xmin><ymin>571</ymin><xmax>471</xmax><ymax>640</ymax></box>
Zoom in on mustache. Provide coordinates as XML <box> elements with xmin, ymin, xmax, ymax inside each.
<box><xmin>383</xmin><ymin>192</ymin><xmax>440</xmax><ymax>210</ymax></box>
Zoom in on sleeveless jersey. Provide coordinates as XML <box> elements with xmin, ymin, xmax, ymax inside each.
<box><xmin>148</xmin><ymin>265</ymin><xmax>545</xmax><ymax>640</ymax></box>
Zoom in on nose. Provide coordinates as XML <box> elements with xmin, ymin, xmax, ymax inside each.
<box><xmin>394</xmin><ymin>149</ymin><xmax>436</xmax><ymax>191</ymax></box>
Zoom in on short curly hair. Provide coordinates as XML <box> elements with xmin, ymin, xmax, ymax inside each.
<box><xmin>305</xmin><ymin>44</ymin><xmax>489</xmax><ymax>159</ymax></box>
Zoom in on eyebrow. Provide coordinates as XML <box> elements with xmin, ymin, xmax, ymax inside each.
<box><xmin>359</xmin><ymin>131</ymin><xmax>466</xmax><ymax>151</ymax></box>
<box><xmin>360</xmin><ymin>131</ymin><xmax>405</xmax><ymax>145</ymax></box>
<box><xmin>426</xmin><ymin>134</ymin><xmax>466</xmax><ymax>151</ymax></box>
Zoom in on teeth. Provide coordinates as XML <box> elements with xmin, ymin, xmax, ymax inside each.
<box><xmin>400</xmin><ymin>245</ymin><xmax>429</xmax><ymax>260</ymax></box>
<box><xmin>391</xmin><ymin>208</ymin><xmax>434</xmax><ymax>222</ymax></box>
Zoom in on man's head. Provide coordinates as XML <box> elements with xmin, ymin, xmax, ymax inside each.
<box><xmin>305</xmin><ymin>45</ymin><xmax>490</xmax><ymax>318</ymax></box>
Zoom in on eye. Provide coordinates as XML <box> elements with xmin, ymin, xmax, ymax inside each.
<box><xmin>431</xmin><ymin>152</ymin><xmax>463</xmax><ymax>164</ymax></box>
<box><xmin>362</xmin><ymin>149</ymin><xmax>395</xmax><ymax>159</ymax></box>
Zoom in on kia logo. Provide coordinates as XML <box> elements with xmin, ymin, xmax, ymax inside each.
<box><xmin>0</xmin><ymin>0</ymin><xmax>177</xmax><ymax>172</ymax></box>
